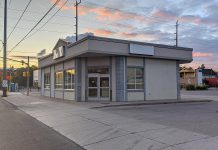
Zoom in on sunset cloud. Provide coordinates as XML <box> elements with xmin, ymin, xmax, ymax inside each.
<box><xmin>193</xmin><ymin>52</ymin><xmax>213</xmax><ymax>57</ymax></box>
<box><xmin>50</xmin><ymin>0</ymin><xmax>146</xmax><ymax>22</ymax></box>
<box><xmin>152</xmin><ymin>9</ymin><xmax>178</xmax><ymax>20</ymax></box>
<box><xmin>83</xmin><ymin>28</ymin><xmax>115</xmax><ymax>36</ymax></box>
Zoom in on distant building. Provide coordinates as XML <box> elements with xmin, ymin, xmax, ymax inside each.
<box><xmin>180</xmin><ymin>67</ymin><xmax>196</xmax><ymax>87</ymax></box>
<box><xmin>33</xmin><ymin>70</ymin><xmax>41</xmax><ymax>88</ymax></box>
<box><xmin>196</xmin><ymin>68</ymin><xmax>218</xmax><ymax>86</ymax></box>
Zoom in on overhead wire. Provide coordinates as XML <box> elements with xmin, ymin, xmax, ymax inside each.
<box><xmin>7</xmin><ymin>0</ymin><xmax>32</xmax><ymax>40</ymax></box>
<box><xmin>7</xmin><ymin>0</ymin><xmax>62</xmax><ymax>55</ymax></box>
<box><xmin>27</xmin><ymin>0</ymin><xmax>70</xmax><ymax>39</ymax></box>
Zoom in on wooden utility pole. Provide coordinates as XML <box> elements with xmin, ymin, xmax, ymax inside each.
<box><xmin>175</xmin><ymin>20</ymin><xmax>179</xmax><ymax>47</ymax></box>
<box><xmin>2</xmin><ymin>0</ymin><xmax>7</xmax><ymax>97</ymax></box>
<box><xmin>27</xmin><ymin>56</ymin><xmax>30</xmax><ymax>96</ymax></box>
<box><xmin>75</xmin><ymin>0</ymin><xmax>81</xmax><ymax>41</ymax></box>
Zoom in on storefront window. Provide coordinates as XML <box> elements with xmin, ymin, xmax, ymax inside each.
<box><xmin>55</xmin><ymin>71</ymin><xmax>63</xmax><ymax>89</ymax></box>
<box><xmin>64</xmin><ymin>69</ymin><xmax>75</xmax><ymax>89</ymax></box>
<box><xmin>44</xmin><ymin>73</ymin><xmax>50</xmax><ymax>89</ymax></box>
<box><xmin>127</xmin><ymin>67</ymin><xmax>144</xmax><ymax>90</ymax></box>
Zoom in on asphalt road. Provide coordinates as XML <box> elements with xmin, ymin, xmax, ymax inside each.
<box><xmin>99</xmin><ymin>101</ymin><xmax>218</xmax><ymax>137</ymax></box>
<box><xmin>0</xmin><ymin>98</ymin><xmax>84</xmax><ymax>150</ymax></box>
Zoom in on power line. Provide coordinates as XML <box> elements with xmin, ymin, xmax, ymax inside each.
<box><xmin>27</xmin><ymin>0</ymin><xmax>69</xmax><ymax>39</ymax></box>
<box><xmin>0</xmin><ymin>6</ymin><xmax>74</xmax><ymax>19</ymax></box>
<box><xmin>7</xmin><ymin>0</ymin><xmax>62</xmax><ymax>55</ymax></box>
<box><xmin>0</xmin><ymin>24</ymin><xmax>71</xmax><ymax>34</ymax></box>
<box><xmin>7</xmin><ymin>0</ymin><xmax>32</xmax><ymax>40</ymax></box>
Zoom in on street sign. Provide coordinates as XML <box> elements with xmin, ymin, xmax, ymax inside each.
<box><xmin>2</xmin><ymin>80</ymin><xmax>8</xmax><ymax>87</ymax></box>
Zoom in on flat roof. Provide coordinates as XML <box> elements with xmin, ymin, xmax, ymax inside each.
<box><xmin>40</xmin><ymin>36</ymin><xmax>193</xmax><ymax>60</ymax></box>
<box><xmin>69</xmin><ymin>36</ymin><xmax>193</xmax><ymax>51</ymax></box>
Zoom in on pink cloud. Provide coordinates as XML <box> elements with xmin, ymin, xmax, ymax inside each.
<box><xmin>152</xmin><ymin>10</ymin><xmax>177</xmax><ymax>20</ymax></box>
<box><xmin>83</xmin><ymin>28</ymin><xmax>115</xmax><ymax>36</ymax></box>
<box><xmin>193</xmin><ymin>52</ymin><xmax>213</xmax><ymax>57</ymax></box>
<box><xmin>50</xmin><ymin>0</ymin><xmax>146</xmax><ymax>22</ymax></box>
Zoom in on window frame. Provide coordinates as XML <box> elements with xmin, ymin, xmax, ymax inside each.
<box><xmin>44</xmin><ymin>73</ymin><xmax>51</xmax><ymax>89</ymax></box>
<box><xmin>64</xmin><ymin>69</ymin><xmax>75</xmax><ymax>90</ymax></box>
<box><xmin>127</xmin><ymin>67</ymin><xmax>144</xmax><ymax>90</ymax></box>
<box><xmin>55</xmin><ymin>71</ymin><xmax>64</xmax><ymax>89</ymax></box>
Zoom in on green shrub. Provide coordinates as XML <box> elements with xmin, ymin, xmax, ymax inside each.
<box><xmin>196</xmin><ymin>85</ymin><xmax>208</xmax><ymax>90</ymax></box>
<box><xmin>186</xmin><ymin>84</ymin><xmax>196</xmax><ymax>91</ymax></box>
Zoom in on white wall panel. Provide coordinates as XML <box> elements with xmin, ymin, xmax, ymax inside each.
<box><xmin>87</xmin><ymin>57</ymin><xmax>110</xmax><ymax>66</ymax></box>
<box><xmin>146</xmin><ymin>59</ymin><xmax>177</xmax><ymax>100</ymax></box>
<box><xmin>127</xmin><ymin>57</ymin><xmax>144</xmax><ymax>67</ymax></box>
<box><xmin>127</xmin><ymin>92</ymin><xmax>144</xmax><ymax>101</ymax></box>
<box><xmin>55</xmin><ymin>63</ymin><xmax>63</xmax><ymax>71</ymax></box>
<box><xmin>55</xmin><ymin>90</ymin><xmax>63</xmax><ymax>99</ymax></box>
<box><xmin>64</xmin><ymin>59</ymin><xmax>75</xmax><ymax>70</ymax></box>
<box><xmin>44</xmin><ymin>89</ymin><xmax>50</xmax><ymax>97</ymax></box>
<box><xmin>64</xmin><ymin>91</ymin><xmax>75</xmax><ymax>100</ymax></box>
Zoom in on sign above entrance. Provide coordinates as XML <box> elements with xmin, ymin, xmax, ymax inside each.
<box><xmin>129</xmin><ymin>43</ymin><xmax>154</xmax><ymax>56</ymax></box>
<box><xmin>53</xmin><ymin>46</ymin><xmax>65</xmax><ymax>59</ymax></box>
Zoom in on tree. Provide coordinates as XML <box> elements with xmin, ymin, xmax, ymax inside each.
<box><xmin>200</xmin><ymin>64</ymin><xmax>205</xmax><ymax>69</ymax></box>
<box><xmin>11</xmin><ymin>65</ymin><xmax>38</xmax><ymax>88</ymax></box>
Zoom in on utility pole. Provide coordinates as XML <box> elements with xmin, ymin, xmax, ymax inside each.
<box><xmin>75</xmin><ymin>0</ymin><xmax>81</xmax><ymax>41</ymax></box>
<box><xmin>27</xmin><ymin>56</ymin><xmax>30</xmax><ymax>96</ymax></box>
<box><xmin>2</xmin><ymin>0</ymin><xmax>7</xmax><ymax>97</ymax></box>
<box><xmin>175</xmin><ymin>20</ymin><xmax>179</xmax><ymax>47</ymax></box>
<box><xmin>9</xmin><ymin>65</ymin><xmax>11</xmax><ymax>92</ymax></box>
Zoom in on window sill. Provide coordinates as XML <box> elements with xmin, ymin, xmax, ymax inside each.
<box><xmin>64</xmin><ymin>89</ymin><xmax>75</xmax><ymax>91</ymax></box>
<box><xmin>127</xmin><ymin>89</ymin><xmax>144</xmax><ymax>92</ymax></box>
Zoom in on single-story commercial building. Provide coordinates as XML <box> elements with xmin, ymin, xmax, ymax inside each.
<box><xmin>39</xmin><ymin>36</ymin><xmax>193</xmax><ymax>101</ymax></box>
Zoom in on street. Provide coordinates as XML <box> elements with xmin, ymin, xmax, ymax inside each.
<box><xmin>0</xmin><ymin>98</ymin><xmax>84</xmax><ymax>150</ymax></box>
<box><xmin>181</xmin><ymin>88</ymin><xmax>218</xmax><ymax>101</ymax></box>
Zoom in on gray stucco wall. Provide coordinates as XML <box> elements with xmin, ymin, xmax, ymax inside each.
<box><xmin>41</xmin><ymin>68</ymin><xmax>44</xmax><ymax>96</ymax></box>
<box><xmin>115</xmin><ymin>56</ymin><xmax>126</xmax><ymax>101</ymax></box>
<box><xmin>75</xmin><ymin>58</ymin><xmax>82</xmax><ymax>101</ymax></box>
<box><xmin>176</xmin><ymin>61</ymin><xmax>181</xmax><ymax>99</ymax></box>
<box><xmin>50</xmin><ymin>65</ymin><xmax>55</xmax><ymax>98</ymax></box>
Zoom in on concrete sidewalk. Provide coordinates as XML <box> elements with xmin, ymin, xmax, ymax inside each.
<box><xmin>3</xmin><ymin>93</ymin><xmax>218</xmax><ymax>150</ymax></box>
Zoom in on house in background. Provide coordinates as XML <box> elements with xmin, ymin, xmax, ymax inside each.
<box><xmin>33</xmin><ymin>70</ymin><xmax>41</xmax><ymax>88</ymax></box>
<box><xmin>180</xmin><ymin>66</ymin><xmax>218</xmax><ymax>88</ymax></box>
<box><xmin>180</xmin><ymin>66</ymin><xmax>196</xmax><ymax>88</ymax></box>
<box><xmin>196</xmin><ymin>68</ymin><xmax>218</xmax><ymax>87</ymax></box>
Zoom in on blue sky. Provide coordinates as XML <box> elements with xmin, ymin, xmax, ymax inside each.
<box><xmin>0</xmin><ymin>0</ymin><xmax>218</xmax><ymax>70</ymax></box>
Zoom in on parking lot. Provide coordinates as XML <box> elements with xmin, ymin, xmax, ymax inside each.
<box><xmin>181</xmin><ymin>88</ymin><xmax>218</xmax><ymax>101</ymax></box>
<box><xmin>99</xmin><ymin>99</ymin><xmax>218</xmax><ymax>137</ymax></box>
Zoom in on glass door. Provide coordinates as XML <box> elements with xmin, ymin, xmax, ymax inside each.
<box><xmin>88</xmin><ymin>76</ymin><xmax>98</xmax><ymax>100</ymax></box>
<box><xmin>88</xmin><ymin>74</ymin><xmax>110</xmax><ymax>101</ymax></box>
<box><xmin>100</xmin><ymin>75</ymin><xmax>110</xmax><ymax>100</ymax></box>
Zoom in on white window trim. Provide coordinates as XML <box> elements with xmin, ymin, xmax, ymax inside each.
<box><xmin>64</xmin><ymin>69</ymin><xmax>75</xmax><ymax>90</ymax></box>
<box><xmin>127</xmin><ymin>67</ymin><xmax>144</xmax><ymax>90</ymax></box>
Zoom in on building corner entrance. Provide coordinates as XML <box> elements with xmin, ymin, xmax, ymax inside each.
<box><xmin>87</xmin><ymin>68</ymin><xmax>110</xmax><ymax>101</ymax></box>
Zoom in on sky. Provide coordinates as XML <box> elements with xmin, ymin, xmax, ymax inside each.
<box><xmin>0</xmin><ymin>0</ymin><xmax>218</xmax><ymax>70</ymax></box>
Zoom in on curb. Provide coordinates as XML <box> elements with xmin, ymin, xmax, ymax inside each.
<box><xmin>91</xmin><ymin>100</ymin><xmax>213</xmax><ymax>109</ymax></box>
